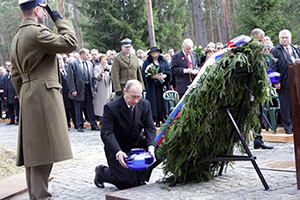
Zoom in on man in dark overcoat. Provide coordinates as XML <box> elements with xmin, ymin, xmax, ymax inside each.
<box><xmin>10</xmin><ymin>1</ymin><xmax>77</xmax><ymax>199</ymax></box>
<box><xmin>58</xmin><ymin>54</ymin><xmax>72</xmax><ymax>129</ymax></box>
<box><xmin>171</xmin><ymin>38</ymin><xmax>201</xmax><ymax>99</ymax></box>
<box><xmin>3</xmin><ymin>62</ymin><xmax>19</xmax><ymax>125</ymax></box>
<box><xmin>94</xmin><ymin>80</ymin><xmax>158</xmax><ymax>190</ymax></box>
<box><xmin>269</xmin><ymin>29</ymin><xmax>300</xmax><ymax>134</ymax></box>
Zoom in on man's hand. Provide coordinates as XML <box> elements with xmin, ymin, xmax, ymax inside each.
<box><xmin>191</xmin><ymin>69</ymin><xmax>199</xmax><ymax>75</ymax></box>
<box><xmin>148</xmin><ymin>146</ymin><xmax>156</xmax><ymax>164</ymax></box>
<box><xmin>117</xmin><ymin>151</ymin><xmax>129</xmax><ymax>168</ymax></box>
<box><xmin>72</xmin><ymin>91</ymin><xmax>77</xmax><ymax>96</ymax></box>
<box><xmin>184</xmin><ymin>68</ymin><xmax>192</xmax><ymax>74</ymax></box>
<box><xmin>274</xmin><ymin>83</ymin><xmax>281</xmax><ymax>90</ymax></box>
<box><xmin>46</xmin><ymin>5</ymin><xmax>63</xmax><ymax>22</ymax></box>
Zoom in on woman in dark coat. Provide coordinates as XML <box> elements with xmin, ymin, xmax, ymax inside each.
<box><xmin>142</xmin><ymin>46</ymin><xmax>172</xmax><ymax>127</ymax></box>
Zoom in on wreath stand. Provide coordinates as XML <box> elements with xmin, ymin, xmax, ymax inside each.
<box><xmin>171</xmin><ymin>64</ymin><xmax>270</xmax><ymax>190</ymax></box>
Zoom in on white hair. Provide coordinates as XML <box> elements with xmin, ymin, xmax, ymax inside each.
<box><xmin>182</xmin><ymin>38</ymin><xmax>194</xmax><ymax>48</ymax></box>
<box><xmin>279</xmin><ymin>29</ymin><xmax>292</xmax><ymax>38</ymax></box>
<box><xmin>106</xmin><ymin>50</ymin><xmax>113</xmax><ymax>56</ymax></box>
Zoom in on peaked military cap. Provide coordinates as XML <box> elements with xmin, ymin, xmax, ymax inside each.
<box><xmin>19</xmin><ymin>0</ymin><xmax>46</xmax><ymax>10</ymax></box>
<box><xmin>121</xmin><ymin>38</ymin><xmax>132</xmax><ymax>47</ymax></box>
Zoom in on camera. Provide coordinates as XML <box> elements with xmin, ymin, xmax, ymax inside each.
<box><xmin>104</xmin><ymin>66</ymin><xmax>110</xmax><ymax>72</ymax></box>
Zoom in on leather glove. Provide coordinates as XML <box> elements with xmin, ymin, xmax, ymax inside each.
<box><xmin>116</xmin><ymin>91</ymin><xmax>123</xmax><ymax>96</ymax></box>
<box><xmin>46</xmin><ymin>5</ymin><xmax>62</xmax><ymax>22</ymax></box>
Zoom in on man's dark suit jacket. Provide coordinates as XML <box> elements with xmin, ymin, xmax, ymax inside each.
<box><xmin>67</xmin><ymin>58</ymin><xmax>96</xmax><ymax>101</ymax></box>
<box><xmin>60</xmin><ymin>71</ymin><xmax>71</xmax><ymax>110</ymax></box>
<box><xmin>101</xmin><ymin>95</ymin><xmax>157</xmax><ymax>157</ymax></box>
<box><xmin>269</xmin><ymin>44</ymin><xmax>300</xmax><ymax>91</ymax></box>
<box><xmin>3</xmin><ymin>74</ymin><xmax>18</xmax><ymax>104</ymax></box>
<box><xmin>171</xmin><ymin>50</ymin><xmax>201</xmax><ymax>95</ymax></box>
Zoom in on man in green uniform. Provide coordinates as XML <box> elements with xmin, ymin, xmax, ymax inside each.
<box><xmin>111</xmin><ymin>38</ymin><xmax>144</xmax><ymax>97</ymax></box>
<box><xmin>10</xmin><ymin>1</ymin><xmax>77</xmax><ymax>199</ymax></box>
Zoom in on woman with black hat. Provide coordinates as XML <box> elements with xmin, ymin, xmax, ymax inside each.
<box><xmin>142</xmin><ymin>46</ymin><xmax>172</xmax><ymax>127</ymax></box>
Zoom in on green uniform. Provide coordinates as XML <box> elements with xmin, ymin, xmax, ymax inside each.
<box><xmin>111</xmin><ymin>51</ymin><xmax>144</xmax><ymax>93</ymax></box>
<box><xmin>10</xmin><ymin>19</ymin><xmax>77</xmax><ymax>167</ymax></box>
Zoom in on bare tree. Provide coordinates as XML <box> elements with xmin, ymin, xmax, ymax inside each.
<box><xmin>220</xmin><ymin>0</ymin><xmax>227</xmax><ymax>44</ymax></box>
<box><xmin>214</xmin><ymin>0</ymin><xmax>222</xmax><ymax>42</ymax></box>
<box><xmin>225</xmin><ymin>0</ymin><xmax>232</xmax><ymax>39</ymax></box>
<box><xmin>73</xmin><ymin>0</ymin><xmax>81</xmax><ymax>51</ymax></box>
<box><xmin>205</xmin><ymin>2</ymin><xmax>210</xmax><ymax>42</ymax></box>
<box><xmin>192</xmin><ymin>0</ymin><xmax>207</xmax><ymax>47</ymax></box>
<box><xmin>208</xmin><ymin>0</ymin><xmax>214</xmax><ymax>43</ymax></box>
<box><xmin>145</xmin><ymin>0</ymin><xmax>156</xmax><ymax>47</ymax></box>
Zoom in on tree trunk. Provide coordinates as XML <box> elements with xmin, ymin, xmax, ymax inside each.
<box><xmin>230</xmin><ymin>0</ymin><xmax>236</xmax><ymax>29</ymax></box>
<box><xmin>220</xmin><ymin>0</ymin><xmax>227</xmax><ymax>44</ymax></box>
<box><xmin>208</xmin><ymin>0</ymin><xmax>214</xmax><ymax>43</ymax></box>
<box><xmin>73</xmin><ymin>0</ymin><xmax>81</xmax><ymax>51</ymax></box>
<box><xmin>230</xmin><ymin>0</ymin><xmax>235</xmax><ymax>14</ymax></box>
<box><xmin>58</xmin><ymin>0</ymin><xmax>65</xmax><ymax>19</ymax></box>
<box><xmin>145</xmin><ymin>0</ymin><xmax>156</xmax><ymax>47</ymax></box>
<box><xmin>214</xmin><ymin>0</ymin><xmax>222</xmax><ymax>42</ymax></box>
<box><xmin>205</xmin><ymin>2</ymin><xmax>210</xmax><ymax>42</ymax></box>
<box><xmin>192</xmin><ymin>0</ymin><xmax>207</xmax><ymax>48</ymax></box>
<box><xmin>225</xmin><ymin>0</ymin><xmax>232</xmax><ymax>39</ymax></box>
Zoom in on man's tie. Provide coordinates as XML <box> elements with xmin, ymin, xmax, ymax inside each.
<box><xmin>62</xmin><ymin>69</ymin><xmax>66</xmax><ymax>77</ymax></box>
<box><xmin>129</xmin><ymin>106</ymin><xmax>134</xmax><ymax>120</ymax></box>
<box><xmin>186</xmin><ymin>55</ymin><xmax>193</xmax><ymax>79</ymax></box>
<box><xmin>82</xmin><ymin>61</ymin><xmax>89</xmax><ymax>83</ymax></box>
<box><xmin>286</xmin><ymin>47</ymin><xmax>290</xmax><ymax>55</ymax></box>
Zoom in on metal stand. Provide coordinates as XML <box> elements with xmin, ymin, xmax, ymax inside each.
<box><xmin>171</xmin><ymin>64</ymin><xmax>270</xmax><ymax>190</ymax></box>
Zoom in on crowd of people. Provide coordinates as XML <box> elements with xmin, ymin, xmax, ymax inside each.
<box><xmin>0</xmin><ymin>29</ymin><xmax>295</xmax><ymax>135</ymax></box>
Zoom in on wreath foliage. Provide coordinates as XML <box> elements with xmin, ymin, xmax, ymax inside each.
<box><xmin>157</xmin><ymin>39</ymin><xmax>274</xmax><ymax>184</ymax></box>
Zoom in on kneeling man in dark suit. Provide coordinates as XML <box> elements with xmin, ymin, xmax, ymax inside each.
<box><xmin>94</xmin><ymin>80</ymin><xmax>158</xmax><ymax>190</ymax></box>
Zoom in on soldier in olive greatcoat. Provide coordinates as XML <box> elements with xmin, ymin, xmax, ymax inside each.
<box><xmin>10</xmin><ymin>0</ymin><xmax>77</xmax><ymax>199</ymax></box>
<box><xmin>111</xmin><ymin>38</ymin><xmax>144</xmax><ymax>97</ymax></box>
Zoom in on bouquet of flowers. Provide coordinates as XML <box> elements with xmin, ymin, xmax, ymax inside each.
<box><xmin>145</xmin><ymin>63</ymin><xmax>159</xmax><ymax>78</ymax></box>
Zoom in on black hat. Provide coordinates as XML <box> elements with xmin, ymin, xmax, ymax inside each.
<box><xmin>147</xmin><ymin>46</ymin><xmax>162</xmax><ymax>55</ymax></box>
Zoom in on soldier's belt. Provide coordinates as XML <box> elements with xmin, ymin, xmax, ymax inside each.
<box><xmin>21</xmin><ymin>72</ymin><xmax>37</xmax><ymax>83</ymax></box>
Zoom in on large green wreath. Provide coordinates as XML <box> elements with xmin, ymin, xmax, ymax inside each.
<box><xmin>157</xmin><ymin>39</ymin><xmax>274</xmax><ymax>184</ymax></box>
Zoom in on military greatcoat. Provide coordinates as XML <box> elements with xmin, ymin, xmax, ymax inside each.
<box><xmin>111</xmin><ymin>51</ymin><xmax>144</xmax><ymax>93</ymax></box>
<box><xmin>10</xmin><ymin>19</ymin><xmax>77</xmax><ymax>167</ymax></box>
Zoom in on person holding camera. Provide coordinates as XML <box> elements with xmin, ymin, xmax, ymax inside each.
<box><xmin>93</xmin><ymin>54</ymin><xmax>112</xmax><ymax>122</ymax></box>
<box><xmin>10</xmin><ymin>1</ymin><xmax>77</xmax><ymax>199</ymax></box>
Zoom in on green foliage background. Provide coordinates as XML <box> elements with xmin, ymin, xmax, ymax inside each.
<box><xmin>77</xmin><ymin>0</ymin><xmax>187</xmax><ymax>52</ymax></box>
<box><xmin>233</xmin><ymin>0</ymin><xmax>300</xmax><ymax>45</ymax></box>
<box><xmin>0</xmin><ymin>0</ymin><xmax>299</xmax><ymax>63</ymax></box>
<box><xmin>157</xmin><ymin>39</ymin><xmax>273</xmax><ymax>183</ymax></box>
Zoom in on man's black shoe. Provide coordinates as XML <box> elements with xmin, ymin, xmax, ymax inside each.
<box><xmin>94</xmin><ymin>165</ymin><xmax>105</xmax><ymax>188</ymax></box>
<box><xmin>6</xmin><ymin>121</ymin><xmax>15</xmax><ymax>125</ymax></box>
<box><xmin>77</xmin><ymin>127</ymin><xmax>84</xmax><ymax>132</ymax></box>
<box><xmin>15</xmin><ymin>122</ymin><xmax>19</xmax><ymax>125</ymax></box>
<box><xmin>254</xmin><ymin>140</ymin><xmax>273</xmax><ymax>149</ymax></box>
<box><xmin>138</xmin><ymin>180</ymin><xmax>146</xmax><ymax>186</ymax></box>
<box><xmin>91</xmin><ymin>127</ymin><xmax>100</xmax><ymax>131</ymax></box>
